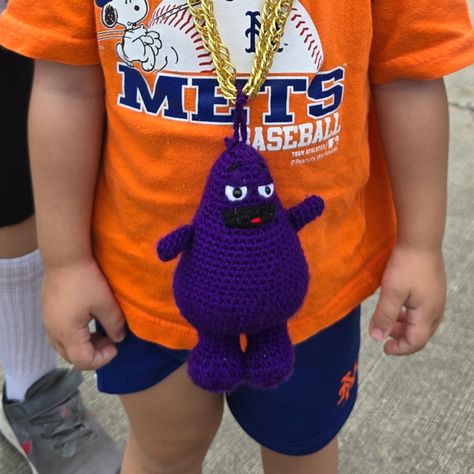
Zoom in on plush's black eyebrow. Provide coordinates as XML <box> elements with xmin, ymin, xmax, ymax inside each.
<box><xmin>227</xmin><ymin>161</ymin><xmax>241</xmax><ymax>173</ymax></box>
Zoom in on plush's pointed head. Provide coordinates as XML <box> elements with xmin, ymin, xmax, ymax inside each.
<box><xmin>199</xmin><ymin>143</ymin><xmax>280</xmax><ymax>229</ymax></box>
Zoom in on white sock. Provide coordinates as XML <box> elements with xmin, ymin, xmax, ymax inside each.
<box><xmin>0</xmin><ymin>249</ymin><xmax>57</xmax><ymax>401</ymax></box>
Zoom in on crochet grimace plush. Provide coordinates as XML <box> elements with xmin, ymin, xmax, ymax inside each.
<box><xmin>157</xmin><ymin>92</ymin><xmax>324</xmax><ymax>393</ymax></box>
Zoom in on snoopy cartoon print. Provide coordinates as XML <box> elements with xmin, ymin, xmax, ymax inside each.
<box><xmin>97</xmin><ymin>0</ymin><xmax>162</xmax><ymax>71</ymax></box>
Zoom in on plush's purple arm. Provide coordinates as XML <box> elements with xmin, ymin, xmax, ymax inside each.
<box><xmin>157</xmin><ymin>225</ymin><xmax>195</xmax><ymax>262</ymax></box>
<box><xmin>288</xmin><ymin>195</ymin><xmax>325</xmax><ymax>232</ymax></box>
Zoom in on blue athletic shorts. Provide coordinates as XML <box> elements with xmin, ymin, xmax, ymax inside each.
<box><xmin>96</xmin><ymin>306</ymin><xmax>360</xmax><ymax>456</ymax></box>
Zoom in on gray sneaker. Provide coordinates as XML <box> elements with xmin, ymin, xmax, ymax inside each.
<box><xmin>0</xmin><ymin>368</ymin><xmax>122</xmax><ymax>474</ymax></box>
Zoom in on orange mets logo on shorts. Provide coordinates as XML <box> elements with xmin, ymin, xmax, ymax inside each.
<box><xmin>337</xmin><ymin>360</ymin><xmax>358</xmax><ymax>405</ymax></box>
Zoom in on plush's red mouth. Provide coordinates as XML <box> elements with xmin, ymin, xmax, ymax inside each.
<box><xmin>222</xmin><ymin>203</ymin><xmax>275</xmax><ymax>229</ymax></box>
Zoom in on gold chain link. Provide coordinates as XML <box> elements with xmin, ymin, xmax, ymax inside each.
<box><xmin>187</xmin><ymin>0</ymin><xmax>294</xmax><ymax>102</ymax></box>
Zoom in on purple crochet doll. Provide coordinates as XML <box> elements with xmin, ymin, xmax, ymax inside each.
<box><xmin>157</xmin><ymin>96</ymin><xmax>324</xmax><ymax>393</ymax></box>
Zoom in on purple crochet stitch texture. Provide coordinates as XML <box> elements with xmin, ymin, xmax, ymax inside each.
<box><xmin>157</xmin><ymin>94</ymin><xmax>324</xmax><ymax>393</ymax></box>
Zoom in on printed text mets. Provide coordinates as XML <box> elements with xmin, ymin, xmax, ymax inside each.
<box><xmin>117</xmin><ymin>65</ymin><xmax>345</xmax><ymax>124</ymax></box>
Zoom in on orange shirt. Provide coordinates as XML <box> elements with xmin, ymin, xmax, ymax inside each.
<box><xmin>1</xmin><ymin>0</ymin><xmax>473</xmax><ymax>348</ymax></box>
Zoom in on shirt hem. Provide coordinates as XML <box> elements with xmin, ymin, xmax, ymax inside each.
<box><xmin>120</xmin><ymin>244</ymin><xmax>393</xmax><ymax>350</ymax></box>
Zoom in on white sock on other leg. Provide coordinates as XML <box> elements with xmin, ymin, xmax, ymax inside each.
<box><xmin>0</xmin><ymin>249</ymin><xmax>57</xmax><ymax>401</ymax></box>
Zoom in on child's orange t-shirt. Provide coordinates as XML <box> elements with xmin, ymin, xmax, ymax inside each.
<box><xmin>1</xmin><ymin>0</ymin><xmax>473</xmax><ymax>348</ymax></box>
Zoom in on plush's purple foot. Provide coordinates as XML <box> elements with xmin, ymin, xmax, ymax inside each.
<box><xmin>245</xmin><ymin>324</ymin><xmax>295</xmax><ymax>389</ymax></box>
<box><xmin>187</xmin><ymin>332</ymin><xmax>245</xmax><ymax>393</ymax></box>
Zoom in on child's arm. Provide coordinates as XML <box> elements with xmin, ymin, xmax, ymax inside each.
<box><xmin>370</xmin><ymin>79</ymin><xmax>448</xmax><ymax>355</ymax></box>
<box><xmin>29</xmin><ymin>61</ymin><xmax>125</xmax><ymax>370</ymax></box>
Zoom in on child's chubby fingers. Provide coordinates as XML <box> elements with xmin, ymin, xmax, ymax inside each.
<box><xmin>41</xmin><ymin>257</ymin><xmax>126</xmax><ymax>368</ymax></box>
<box><xmin>64</xmin><ymin>327</ymin><xmax>118</xmax><ymax>370</ymax></box>
<box><xmin>387</xmin><ymin>310</ymin><xmax>408</xmax><ymax>339</ymax></box>
<box><xmin>91</xmin><ymin>297</ymin><xmax>126</xmax><ymax>344</ymax></box>
<box><xmin>48</xmin><ymin>339</ymin><xmax>70</xmax><ymax>365</ymax></box>
<box><xmin>383</xmin><ymin>305</ymin><xmax>444</xmax><ymax>356</ymax></box>
<box><xmin>45</xmin><ymin>314</ymin><xmax>120</xmax><ymax>369</ymax></box>
<box><xmin>371</xmin><ymin>245</ymin><xmax>446</xmax><ymax>354</ymax></box>
<box><xmin>369</xmin><ymin>284</ymin><xmax>409</xmax><ymax>342</ymax></box>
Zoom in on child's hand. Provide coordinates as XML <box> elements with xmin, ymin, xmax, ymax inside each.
<box><xmin>42</xmin><ymin>258</ymin><xmax>126</xmax><ymax>370</ymax></box>
<box><xmin>369</xmin><ymin>245</ymin><xmax>446</xmax><ymax>355</ymax></box>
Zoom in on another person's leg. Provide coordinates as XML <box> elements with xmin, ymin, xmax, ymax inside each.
<box><xmin>0</xmin><ymin>47</ymin><xmax>122</xmax><ymax>474</ymax></box>
<box><xmin>0</xmin><ymin>44</ymin><xmax>57</xmax><ymax>402</ymax></box>
<box><xmin>227</xmin><ymin>307</ymin><xmax>361</xmax><ymax>474</ymax></box>
<box><xmin>0</xmin><ymin>216</ymin><xmax>58</xmax><ymax>401</ymax></box>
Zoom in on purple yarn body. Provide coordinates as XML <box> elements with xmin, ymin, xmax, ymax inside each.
<box><xmin>174</xmin><ymin>146</ymin><xmax>308</xmax><ymax>334</ymax></box>
<box><xmin>157</xmin><ymin>141</ymin><xmax>324</xmax><ymax>393</ymax></box>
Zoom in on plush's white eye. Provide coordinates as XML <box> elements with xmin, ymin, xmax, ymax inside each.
<box><xmin>258</xmin><ymin>183</ymin><xmax>274</xmax><ymax>198</ymax></box>
<box><xmin>225</xmin><ymin>185</ymin><xmax>248</xmax><ymax>202</ymax></box>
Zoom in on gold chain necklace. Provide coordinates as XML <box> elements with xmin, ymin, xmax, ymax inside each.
<box><xmin>187</xmin><ymin>0</ymin><xmax>295</xmax><ymax>103</ymax></box>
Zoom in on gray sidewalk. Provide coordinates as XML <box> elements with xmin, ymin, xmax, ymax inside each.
<box><xmin>1</xmin><ymin>46</ymin><xmax>473</xmax><ymax>474</ymax></box>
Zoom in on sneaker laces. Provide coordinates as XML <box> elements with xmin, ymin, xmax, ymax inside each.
<box><xmin>32</xmin><ymin>394</ymin><xmax>95</xmax><ymax>449</ymax></box>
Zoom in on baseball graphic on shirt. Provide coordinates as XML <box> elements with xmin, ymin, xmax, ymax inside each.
<box><xmin>147</xmin><ymin>0</ymin><xmax>324</xmax><ymax>73</ymax></box>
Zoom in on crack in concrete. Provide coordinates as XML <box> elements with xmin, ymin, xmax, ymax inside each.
<box><xmin>448</xmin><ymin>101</ymin><xmax>474</xmax><ymax>113</ymax></box>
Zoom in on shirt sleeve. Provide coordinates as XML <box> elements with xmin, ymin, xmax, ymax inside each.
<box><xmin>0</xmin><ymin>0</ymin><xmax>100</xmax><ymax>65</ymax></box>
<box><xmin>370</xmin><ymin>0</ymin><xmax>474</xmax><ymax>84</ymax></box>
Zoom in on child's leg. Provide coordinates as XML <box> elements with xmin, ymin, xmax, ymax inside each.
<box><xmin>120</xmin><ymin>363</ymin><xmax>224</xmax><ymax>474</ymax></box>
<box><xmin>0</xmin><ymin>215</ymin><xmax>37</xmax><ymax>257</ymax></box>
<box><xmin>0</xmin><ymin>43</ymin><xmax>57</xmax><ymax>401</ymax></box>
<box><xmin>227</xmin><ymin>307</ymin><xmax>361</xmax><ymax>474</ymax></box>
<box><xmin>261</xmin><ymin>437</ymin><xmax>338</xmax><ymax>474</ymax></box>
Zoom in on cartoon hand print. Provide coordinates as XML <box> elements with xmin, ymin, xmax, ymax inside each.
<box><xmin>98</xmin><ymin>0</ymin><xmax>162</xmax><ymax>71</ymax></box>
